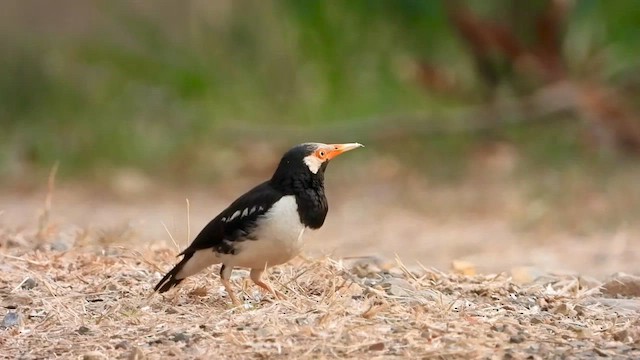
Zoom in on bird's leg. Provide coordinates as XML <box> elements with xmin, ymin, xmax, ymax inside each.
<box><xmin>250</xmin><ymin>269</ymin><xmax>286</xmax><ymax>300</ymax></box>
<box><xmin>220</xmin><ymin>265</ymin><xmax>241</xmax><ymax>306</ymax></box>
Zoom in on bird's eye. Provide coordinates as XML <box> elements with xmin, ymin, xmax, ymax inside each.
<box><xmin>319</xmin><ymin>151</ymin><xmax>326</xmax><ymax>158</ymax></box>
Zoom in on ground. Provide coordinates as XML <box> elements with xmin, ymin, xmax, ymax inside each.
<box><xmin>1</xmin><ymin>239</ymin><xmax>639</xmax><ymax>359</ymax></box>
<box><xmin>1</xmin><ymin>173</ymin><xmax>639</xmax><ymax>358</ymax></box>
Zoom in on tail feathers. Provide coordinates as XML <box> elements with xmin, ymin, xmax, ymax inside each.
<box><xmin>154</xmin><ymin>253</ymin><xmax>192</xmax><ymax>293</ymax></box>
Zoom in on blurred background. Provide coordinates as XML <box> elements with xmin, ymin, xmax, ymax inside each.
<box><xmin>1</xmin><ymin>0</ymin><xmax>639</xmax><ymax>277</ymax></box>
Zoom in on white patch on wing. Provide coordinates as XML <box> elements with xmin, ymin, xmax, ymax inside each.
<box><xmin>228</xmin><ymin>210</ymin><xmax>241</xmax><ymax>222</ymax></box>
<box><xmin>303</xmin><ymin>154</ymin><xmax>323</xmax><ymax>174</ymax></box>
<box><xmin>225</xmin><ymin>206</ymin><xmax>261</xmax><ymax>223</ymax></box>
<box><xmin>176</xmin><ymin>249</ymin><xmax>222</xmax><ymax>279</ymax></box>
<box><xmin>224</xmin><ymin>195</ymin><xmax>306</xmax><ymax>269</ymax></box>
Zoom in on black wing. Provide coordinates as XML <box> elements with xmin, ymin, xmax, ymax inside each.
<box><xmin>180</xmin><ymin>181</ymin><xmax>283</xmax><ymax>255</ymax></box>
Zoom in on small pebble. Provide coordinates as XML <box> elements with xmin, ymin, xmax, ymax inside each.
<box><xmin>21</xmin><ymin>278</ymin><xmax>37</xmax><ymax>290</ymax></box>
<box><xmin>491</xmin><ymin>324</ymin><xmax>506</xmax><ymax>332</ymax></box>
<box><xmin>2</xmin><ymin>295</ymin><xmax>32</xmax><ymax>308</ymax></box>
<box><xmin>50</xmin><ymin>240</ymin><xmax>70</xmax><ymax>252</ymax></box>
<box><xmin>1</xmin><ymin>312</ymin><xmax>22</xmax><ymax>328</ymax></box>
<box><xmin>613</xmin><ymin>329</ymin><xmax>629</xmax><ymax>342</ymax></box>
<box><xmin>530</xmin><ymin>317</ymin><xmax>544</xmax><ymax>324</ymax></box>
<box><xmin>171</xmin><ymin>332</ymin><xmax>189</xmax><ymax>343</ymax></box>
<box><xmin>602</xmin><ymin>273</ymin><xmax>640</xmax><ymax>297</ymax></box>
<box><xmin>115</xmin><ymin>340</ymin><xmax>129</xmax><ymax>350</ymax></box>
<box><xmin>509</xmin><ymin>334</ymin><xmax>525</xmax><ymax>344</ymax></box>
<box><xmin>78</xmin><ymin>325</ymin><xmax>91</xmax><ymax>335</ymax></box>
<box><xmin>255</xmin><ymin>328</ymin><xmax>272</xmax><ymax>337</ymax></box>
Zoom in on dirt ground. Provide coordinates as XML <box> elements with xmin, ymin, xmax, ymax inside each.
<box><xmin>1</xmin><ymin>169</ymin><xmax>638</xmax><ymax>278</ymax></box>
<box><xmin>1</xmin><ymin>229</ymin><xmax>639</xmax><ymax>359</ymax></box>
<box><xmin>1</xmin><ymin>171</ymin><xmax>639</xmax><ymax>358</ymax></box>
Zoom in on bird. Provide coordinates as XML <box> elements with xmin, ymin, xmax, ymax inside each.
<box><xmin>154</xmin><ymin>142</ymin><xmax>363</xmax><ymax>305</ymax></box>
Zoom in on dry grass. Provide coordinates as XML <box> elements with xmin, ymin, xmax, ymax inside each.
<box><xmin>1</xmin><ymin>223</ymin><xmax>639</xmax><ymax>360</ymax></box>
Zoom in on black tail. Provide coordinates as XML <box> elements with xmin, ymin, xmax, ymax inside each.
<box><xmin>154</xmin><ymin>253</ymin><xmax>193</xmax><ymax>293</ymax></box>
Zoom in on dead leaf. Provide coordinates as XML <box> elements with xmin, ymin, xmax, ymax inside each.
<box><xmin>613</xmin><ymin>329</ymin><xmax>630</xmax><ymax>343</ymax></box>
<box><xmin>594</xmin><ymin>348</ymin><xmax>612</xmax><ymax>357</ymax></box>
<box><xmin>82</xmin><ymin>351</ymin><xmax>107</xmax><ymax>360</ymax></box>
<box><xmin>569</xmin><ymin>325</ymin><xmax>593</xmax><ymax>339</ymax></box>
<box><xmin>188</xmin><ymin>286</ymin><xmax>208</xmax><ymax>297</ymax></box>
<box><xmin>510</xmin><ymin>266</ymin><xmax>547</xmax><ymax>284</ymax></box>
<box><xmin>2</xmin><ymin>295</ymin><xmax>32</xmax><ymax>308</ymax></box>
<box><xmin>551</xmin><ymin>303</ymin><xmax>577</xmax><ymax>316</ymax></box>
<box><xmin>379</xmin><ymin>278</ymin><xmax>414</xmax><ymax>297</ymax></box>
<box><xmin>362</xmin><ymin>302</ymin><xmax>388</xmax><ymax>319</ymax></box>
<box><xmin>602</xmin><ymin>273</ymin><xmax>640</xmax><ymax>298</ymax></box>
<box><xmin>451</xmin><ymin>260</ymin><xmax>476</xmax><ymax>276</ymax></box>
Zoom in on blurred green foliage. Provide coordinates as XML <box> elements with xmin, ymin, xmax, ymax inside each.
<box><xmin>1</xmin><ymin>0</ymin><xmax>640</xmax><ymax>183</ymax></box>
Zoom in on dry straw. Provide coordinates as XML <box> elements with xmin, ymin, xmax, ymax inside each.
<box><xmin>1</xmin><ymin>224</ymin><xmax>639</xmax><ymax>359</ymax></box>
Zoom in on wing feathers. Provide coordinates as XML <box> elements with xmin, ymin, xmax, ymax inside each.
<box><xmin>180</xmin><ymin>181</ymin><xmax>283</xmax><ymax>253</ymax></box>
<box><xmin>155</xmin><ymin>181</ymin><xmax>284</xmax><ymax>292</ymax></box>
<box><xmin>154</xmin><ymin>253</ymin><xmax>192</xmax><ymax>292</ymax></box>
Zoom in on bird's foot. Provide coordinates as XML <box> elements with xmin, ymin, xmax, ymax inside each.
<box><xmin>258</xmin><ymin>289</ymin><xmax>286</xmax><ymax>303</ymax></box>
<box><xmin>254</xmin><ymin>282</ymin><xmax>286</xmax><ymax>302</ymax></box>
<box><xmin>273</xmin><ymin>289</ymin><xmax>287</xmax><ymax>301</ymax></box>
<box><xmin>227</xmin><ymin>290</ymin><xmax>243</xmax><ymax>307</ymax></box>
<box><xmin>250</xmin><ymin>269</ymin><xmax>287</xmax><ymax>302</ymax></box>
<box><xmin>221</xmin><ymin>278</ymin><xmax>242</xmax><ymax>307</ymax></box>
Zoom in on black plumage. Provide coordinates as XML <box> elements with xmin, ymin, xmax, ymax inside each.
<box><xmin>154</xmin><ymin>142</ymin><xmax>362</xmax><ymax>305</ymax></box>
<box><xmin>153</xmin><ymin>181</ymin><xmax>281</xmax><ymax>293</ymax></box>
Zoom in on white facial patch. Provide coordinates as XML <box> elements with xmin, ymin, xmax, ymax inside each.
<box><xmin>303</xmin><ymin>154</ymin><xmax>323</xmax><ymax>174</ymax></box>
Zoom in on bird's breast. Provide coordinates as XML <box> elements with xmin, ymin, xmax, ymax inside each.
<box><xmin>232</xmin><ymin>195</ymin><xmax>307</xmax><ymax>268</ymax></box>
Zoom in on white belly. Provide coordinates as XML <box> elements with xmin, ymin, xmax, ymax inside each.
<box><xmin>225</xmin><ymin>195</ymin><xmax>306</xmax><ymax>269</ymax></box>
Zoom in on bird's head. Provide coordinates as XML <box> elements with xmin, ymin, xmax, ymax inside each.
<box><xmin>272</xmin><ymin>142</ymin><xmax>364</xmax><ymax>183</ymax></box>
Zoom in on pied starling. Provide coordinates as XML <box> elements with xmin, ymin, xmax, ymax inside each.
<box><xmin>154</xmin><ymin>142</ymin><xmax>363</xmax><ymax>305</ymax></box>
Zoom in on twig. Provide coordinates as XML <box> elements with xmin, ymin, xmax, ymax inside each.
<box><xmin>11</xmin><ymin>262</ymin><xmax>59</xmax><ymax>297</ymax></box>
<box><xmin>37</xmin><ymin>161</ymin><xmax>59</xmax><ymax>240</ymax></box>
<box><xmin>161</xmin><ymin>221</ymin><xmax>180</xmax><ymax>253</ymax></box>
<box><xmin>0</xmin><ymin>252</ymin><xmax>49</xmax><ymax>266</ymax></box>
<box><xmin>12</xmin><ymin>276</ymin><xmax>30</xmax><ymax>293</ymax></box>
<box><xmin>395</xmin><ymin>254</ymin><xmax>419</xmax><ymax>282</ymax></box>
<box><xmin>96</xmin><ymin>303</ymin><xmax>121</xmax><ymax>325</ymax></box>
<box><xmin>109</xmin><ymin>246</ymin><xmax>165</xmax><ymax>272</ymax></box>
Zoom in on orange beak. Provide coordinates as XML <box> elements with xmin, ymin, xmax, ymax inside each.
<box><xmin>326</xmin><ymin>143</ymin><xmax>364</xmax><ymax>160</ymax></box>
